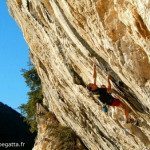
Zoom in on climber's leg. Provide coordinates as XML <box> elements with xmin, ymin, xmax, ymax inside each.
<box><xmin>110</xmin><ymin>99</ymin><xmax>121</xmax><ymax>120</ymax></box>
<box><xmin>124</xmin><ymin>107</ymin><xmax>129</xmax><ymax>122</ymax></box>
<box><xmin>110</xmin><ymin>99</ymin><xmax>129</xmax><ymax>121</ymax></box>
<box><xmin>120</xmin><ymin>102</ymin><xmax>131</xmax><ymax>122</ymax></box>
<box><xmin>111</xmin><ymin>106</ymin><xmax>117</xmax><ymax>119</ymax></box>
<box><xmin>110</xmin><ymin>99</ymin><xmax>122</xmax><ymax>107</ymax></box>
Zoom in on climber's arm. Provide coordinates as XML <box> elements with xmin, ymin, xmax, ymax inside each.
<box><xmin>93</xmin><ymin>64</ymin><xmax>97</xmax><ymax>85</ymax></box>
<box><xmin>107</xmin><ymin>75</ymin><xmax>112</xmax><ymax>93</ymax></box>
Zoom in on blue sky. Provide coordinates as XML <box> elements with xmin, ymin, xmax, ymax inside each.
<box><xmin>0</xmin><ymin>1</ymin><xmax>29</xmax><ymax>111</ymax></box>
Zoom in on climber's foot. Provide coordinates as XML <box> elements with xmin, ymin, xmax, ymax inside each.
<box><xmin>126</xmin><ymin>118</ymin><xmax>139</xmax><ymax>126</ymax></box>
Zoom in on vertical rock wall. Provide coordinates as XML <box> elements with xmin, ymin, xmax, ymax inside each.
<box><xmin>7</xmin><ymin>0</ymin><xmax>150</xmax><ymax>149</ymax></box>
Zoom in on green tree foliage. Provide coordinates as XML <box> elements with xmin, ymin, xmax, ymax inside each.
<box><xmin>19</xmin><ymin>66</ymin><xmax>43</xmax><ymax>132</ymax></box>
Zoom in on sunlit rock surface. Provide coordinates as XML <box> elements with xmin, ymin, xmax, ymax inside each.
<box><xmin>7</xmin><ymin>0</ymin><xmax>150</xmax><ymax>149</ymax></box>
<box><xmin>34</xmin><ymin>103</ymin><xmax>87</xmax><ymax>150</ymax></box>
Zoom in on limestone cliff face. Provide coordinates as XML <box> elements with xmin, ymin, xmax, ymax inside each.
<box><xmin>34</xmin><ymin>103</ymin><xmax>87</xmax><ymax>150</ymax></box>
<box><xmin>7</xmin><ymin>0</ymin><xmax>150</xmax><ymax>149</ymax></box>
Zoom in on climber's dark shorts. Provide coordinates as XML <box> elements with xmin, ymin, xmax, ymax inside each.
<box><xmin>110</xmin><ymin>99</ymin><xmax>122</xmax><ymax>107</ymax></box>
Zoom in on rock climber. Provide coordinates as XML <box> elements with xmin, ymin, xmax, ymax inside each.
<box><xmin>87</xmin><ymin>63</ymin><xmax>130</xmax><ymax>122</ymax></box>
